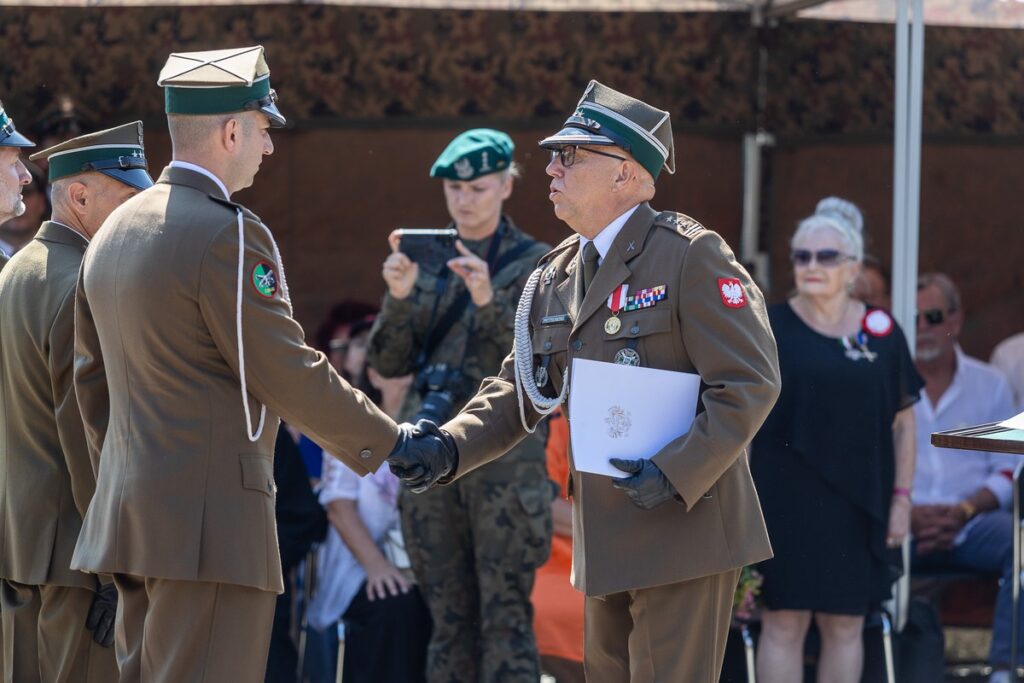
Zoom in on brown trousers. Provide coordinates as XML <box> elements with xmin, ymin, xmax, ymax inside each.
<box><xmin>583</xmin><ymin>568</ymin><xmax>741</xmax><ymax>683</ymax></box>
<box><xmin>112</xmin><ymin>575</ymin><xmax>276</xmax><ymax>683</ymax></box>
<box><xmin>0</xmin><ymin>579</ymin><xmax>118</xmax><ymax>683</ymax></box>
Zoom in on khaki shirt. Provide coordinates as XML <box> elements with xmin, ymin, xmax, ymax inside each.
<box><xmin>71</xmin><ymin>166</ymin><xmax>399</xmax><ymax>593</ymax></box>
<box><xmin>0</xmin><ymin>223</ymin><xmax>97</xmax><ymax>588</ymax></box>
<box><xmin>444</xmin><ymin>203</ymin><xmax>781</xmax><ymax>596</ymax></box>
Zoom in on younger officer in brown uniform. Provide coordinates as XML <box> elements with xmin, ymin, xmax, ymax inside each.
<box><xmin>0</xmin><ymin>100</ymin><xmax>34</xmax><ymax>265</ymax></box>
<box><xmin>71</xmin><ymin>47</ymin><xmax>399</xmax><ymax>683</ymax></box>
<box><xmin>368</xmin><ymin>130</ymin><xmax>552</xmax><ymax>682</ymax></box>
<box><xmin>0</xmin><ymin>122</ymin><xmax>152</xmax><ymax>683</ymax></box>
<box><xmin>387</xmin><ymin>81</ymin><xmax>782</xmax><ymax>682</ymax></box>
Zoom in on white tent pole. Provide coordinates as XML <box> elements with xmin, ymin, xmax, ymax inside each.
<box><xmin>891</xmin><ymin>0</ymin><xmax>911</xmax><ymax>342</ymax></box>
<box><xmin>905</xmin><ymin>0</ymin><xmax>924</xmax><ymax>350</ymax></box>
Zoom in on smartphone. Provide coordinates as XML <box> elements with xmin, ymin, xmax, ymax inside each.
<box><xmin>395</xmin><ymin>228</ymin><xmax>458</xmax><ymax>265</ymax></box>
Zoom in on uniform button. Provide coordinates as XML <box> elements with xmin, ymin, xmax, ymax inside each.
<box><xmin>630</xmin><ymin>324</ymin><xmax>640</xmax><ymax>334</ymax></box>
<box><xmin>359</xmin><ymin>449</ymin><xmax>372</xmax><ymax>459</ymax></box>
<box><xmin>572</xmin><ymin>340</ymin><xmax>583</xmax><ymax>351</ymax></box>
<box><xmin>543</xmin><ymin>340</ymin><xmax>552</xmax><ymax>351</ymax></box>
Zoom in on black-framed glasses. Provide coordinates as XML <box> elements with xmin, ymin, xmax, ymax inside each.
<box><xmin>550</xmin><ymin>145</ymin><xmax>627</xmax><ymax>168</ymax></box>
<box><xmin>916</xmin><ymin>308</ymin><xmax>952</xmax><ymax>327</ymax></box>
<box><xmin>790</xmin><ymin>248</ymin><xmax>856</xmax><ymax>268</ymax></box>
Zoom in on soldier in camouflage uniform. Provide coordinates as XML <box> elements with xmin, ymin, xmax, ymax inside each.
<box><xmin>368</xmin><ymin>129</ymin><xmax>553</xmax><ymax>683</ymax></box>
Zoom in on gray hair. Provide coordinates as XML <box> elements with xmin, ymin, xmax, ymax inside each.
<box><xmin>917</xmin><ymin>272</ymin><xmax>961</xmax><ymax>312</ymax></box>
<box><xmin>791</xmin><ymin>196</ymin><xmax>865</xmax><ymax>261</ymax></box>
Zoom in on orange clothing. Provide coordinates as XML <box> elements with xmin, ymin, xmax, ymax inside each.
<box><xmin>531</xmin><ymin>410</ymin><xmax>584</xmax><ymax>663</ymax></box>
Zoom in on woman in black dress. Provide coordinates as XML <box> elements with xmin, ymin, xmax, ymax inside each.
<box><xmin>752</xmin><ymin>197</ymin><xmax>921</xmax><ymax>682</ymax></box>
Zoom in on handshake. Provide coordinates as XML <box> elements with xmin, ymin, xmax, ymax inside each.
<box><xmin>385</xmin><ymin>420</ymin><xmax>460</xmax><ymax>493</ymax></box>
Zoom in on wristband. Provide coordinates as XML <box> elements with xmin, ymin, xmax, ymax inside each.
<box><xmin>959</xmin><ymin>500</ymin><xmax>978</xmax><ymax>521</ymax></box>
<box><xmin>892</xmin><ymin>487</ymin><xmax>912</xmax><ymax>501</ymax></box>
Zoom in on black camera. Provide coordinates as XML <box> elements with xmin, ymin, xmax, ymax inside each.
<box><xmin>413</xmin><ymin>363</ymin><xmax>469</xmax><ymax>425</ymax></box>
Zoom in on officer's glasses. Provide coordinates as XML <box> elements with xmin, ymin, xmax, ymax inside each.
<box><xmin>550</xmin><ymin>146</ymin><xmax>628</xmax><ymax>168</ymax></box>
<box><xmin>790</xmin><ymin>249</ymin><xmax>856</xmax><ymax>268</ymax></box>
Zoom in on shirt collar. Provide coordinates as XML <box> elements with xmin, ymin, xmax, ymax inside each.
<box><xmin>579</xmin><ymin>204</ymin><xmax>640</xmax><ymax>264</ymax></box>
<box><xmin>49</xmin><ymin>220</ymin><xmax>88</xmax><ymax>244</ymax></box>
<box><xmin>169</xmin><ymin>160</ymin><xmax>230</xmax><ymax>199</ymax></box>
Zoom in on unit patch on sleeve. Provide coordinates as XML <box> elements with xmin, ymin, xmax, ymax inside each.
<box><xmin>718</xmin><ymin>278</ymin><xmax>746</xmax><ymax>308</ymax></box>
<box><xmin>252</xmin><ymin>261</ymin><xmax>278</xmax><ymax>298</ymax></box>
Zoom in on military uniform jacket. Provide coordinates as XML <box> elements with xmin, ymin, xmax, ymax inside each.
<box><xmin>71</xmin><ymin>166</ymin><xmax>399</xmax><ymax>593</ymax></box>
<box><xmin>0</xmin><ymin>223</ymin><xmax>97</xmax><ymax>589</ymax></box>
<box><xmin>368</xmin><ymin>218</ymin><xmax>549</xmax><ymax>439</ymax></box>
<box><xmin>444</xmin><ymin>203</ymin><xmax>781</xmax><ymax>596</ymax></box>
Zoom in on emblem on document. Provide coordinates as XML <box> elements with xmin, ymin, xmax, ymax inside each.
<box><xmin>604</xmin><ymin>405</ymin><xmax>633</xmax><ymax>440</ymax></box>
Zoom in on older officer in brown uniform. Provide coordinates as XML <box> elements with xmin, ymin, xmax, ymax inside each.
<box><xmin>0</xmin><ymin>122</ymin><xmax>152</xmax><ymax>683</ymax></box>
<box><xmin>386</xmin><ymin>81</ymin><xmax>782</xmax><ymax>681</ymax></box>
<box><xmin>0</xmin><ymin>100</ymin><xmax>34</xmax><ymax>267</ymax></box>
<box><xmin>71</xmin><ymin>47</ymin><xmax>399</xmax><ymax>683</ymax></box>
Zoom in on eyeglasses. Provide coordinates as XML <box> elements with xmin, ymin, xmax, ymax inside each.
<box><xmin>790</xmin><ymin>249</ymin><xmax>856</xmax><ymax>267</ymax></box>
<box><xmin>550</xmin><ymin>146</ymin><xmax>628</xmax><ymax>169</ymax></box>
<box><xmin>916</xmin><ymin>308</ymin><xmax>953</xmax><ymax>327</ymax></box>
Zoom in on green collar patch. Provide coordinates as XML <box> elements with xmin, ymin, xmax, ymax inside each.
<box><xmin>252</xmin><ymin>260</ymin><xmax>278</xmax><ymax>297</ymax></box>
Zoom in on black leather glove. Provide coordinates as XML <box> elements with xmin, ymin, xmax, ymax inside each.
<box><xmin>387</xmin><ymin>420</ymin><xmax>459</xmax><ymax>494</ymax></box>
<box><xmin>85</xmin><ymin>583</ymin><xmax>117</xmax><ymax>648</ymax></box>
<box><xmin>610</xmin><ymin>458</ymin><xmax>680</xmax><ymax>510</ymax></box>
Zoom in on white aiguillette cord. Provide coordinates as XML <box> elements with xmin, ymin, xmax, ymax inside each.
<box><xmin>513</xmin><ymin>267</ymin><xmax>568</xmax><ymax>433</ymax></box>
<box><xmin>235</xmin><ymin>207</ymin><xmax>291</xmax><ymax>442</ymax></box>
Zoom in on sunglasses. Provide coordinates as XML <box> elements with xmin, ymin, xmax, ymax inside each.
<box><xmin>916</xmin><ymin>308</ymin><xmax>952</xmax><ymax>327</ymax></box>
<box><xmin>550</xmin><ymin>145</ymin><xmax>628</xmax><ymax>168</ymax></box>
<box><xmin>790</xmin><ymin>249</ymin><xmax>856</xmax><ymax>267</ymax></box>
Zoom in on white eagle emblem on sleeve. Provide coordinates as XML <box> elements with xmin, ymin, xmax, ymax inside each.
<box><xmin>717</xmin><ymin>277</ymin><xmax>747</xmax><ymax>308</ymax></box>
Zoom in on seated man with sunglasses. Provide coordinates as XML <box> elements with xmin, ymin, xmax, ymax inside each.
<box><xmin>910</xmin><ymin>272</ymin><xmax>1019</xmax><ymax>683</ymax></box>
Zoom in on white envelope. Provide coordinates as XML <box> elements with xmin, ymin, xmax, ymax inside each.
<box><xmin>568</xmin><ymin>358</ymin><xmax>702</xmax><ymax>478</ymax></box>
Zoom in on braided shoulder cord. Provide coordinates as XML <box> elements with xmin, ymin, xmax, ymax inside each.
<box><xmin>514</xmin><ymin>267</ymin><xmax>568</xmax><ymax>433</ymax></box>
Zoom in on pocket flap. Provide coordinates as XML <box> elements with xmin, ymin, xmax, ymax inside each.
<box><xmin>240</xmin><ymin>455</ymin><xmax>276</xmax><ymax>496</ymax></box>
<box><xmin>532</xmin><ymin>325</ymin><xmax>571</xmax><ymax>355</ymax></box>
<box><xmin>605</xmin><ymin>307</ymin><xmax>672</xmax><ymax>340</ymax></box>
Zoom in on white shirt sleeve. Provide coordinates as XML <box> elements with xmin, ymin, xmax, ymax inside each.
<box><xmin>318</xmin><ymin>451</ymin><xmax>361</xmax><ymax>505</ymax></box>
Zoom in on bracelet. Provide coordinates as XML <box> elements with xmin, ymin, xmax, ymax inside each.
<box><xmin>892</xmin><ymin>487</ymin><xmax>912</xmax><ymax>501</ymax></box>
<box><xmin>959</xmin><ymin>500</ymin><xmax>978</xmax><ymax>521</ymax></box>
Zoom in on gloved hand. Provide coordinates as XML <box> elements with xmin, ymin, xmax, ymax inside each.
<box><xmin>610</xmin><ymin>458</ymin><xmax>680</xmax><ymax>510</ymax></box>
<box><xmin>387</xmin><ymin>420</ymin><xmax>459</xmax><ymax>494</ymax></box>
<box><xmin>85</xmin><ymin>583</ymin><xmax>117</xmax><ymax>648</ymax></box>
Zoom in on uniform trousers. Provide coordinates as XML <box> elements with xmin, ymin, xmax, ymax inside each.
<box><xmin>583</xmin><ymin>568</ymin><xmax>740</xmax><ymax>683</ymax></box>
<box><xmin>112</xmin><ymin>574</ymin><xmax>276</xmax><ymax>683</ymax></box>
<box><xmin>0</xmin><ymin>579</ymin><xmax>118</xmax><ymax>683</ymax></box>
<box><xmin>401</xmin><ymin>457</ymin><xmax>552</xmax><ymax>683</ymax></box>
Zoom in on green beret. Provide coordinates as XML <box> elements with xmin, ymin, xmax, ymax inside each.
<box><xmin>430</xmin><ymin>129</ymin><xmax>514</xmax><ymax>181</ymax></box>
<box><xmin>539</xmin><ymin>80</ymin><xmax>675</xmax><ymax>180</ymax></box>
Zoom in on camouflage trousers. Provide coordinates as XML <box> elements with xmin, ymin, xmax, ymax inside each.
<box><xmin>401</xmin><ymin>455</ymin><xmax>553</xmax><ymax>683</ymax></box>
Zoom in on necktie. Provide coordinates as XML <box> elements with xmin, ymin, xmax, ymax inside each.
<box><xmin>581</xmin><ymin>241</ymin><xmax>600</xmax><ymax>295</ymax></box>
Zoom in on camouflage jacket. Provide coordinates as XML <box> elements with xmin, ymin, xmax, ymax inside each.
<box><xmin>368</xmin><ymin>216</ymin><xmax>550</xmax><ymax>430</ymax></box>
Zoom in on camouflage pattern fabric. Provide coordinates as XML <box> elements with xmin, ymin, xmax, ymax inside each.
<box><xmin>369</xmin><ymin>216</ymin><xmax>553</xmax><ymax>682</ymax></box>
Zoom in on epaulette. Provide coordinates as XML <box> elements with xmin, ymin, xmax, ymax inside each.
<box><xmin>538</xmin><ymin>233</ymin><xmax>579</xmax><ymax>266</ymax></box>
<box><xmin>208</xmin><ymin>195</ymin><xmax>262</xmax><ymax>223</ymax></box>
<box><xmin>655</xmin><ymin>211</ymin><xmax>706</xmax><ymax>241</ymax></box>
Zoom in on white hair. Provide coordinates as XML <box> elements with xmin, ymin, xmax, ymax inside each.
<box><xmin>792</xmin><ymin>196</ymin><xmax>865</xmax><ymax>261</ymax></box>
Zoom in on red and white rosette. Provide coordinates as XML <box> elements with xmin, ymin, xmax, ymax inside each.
<box><xmin>862</xmin><ymin>308</ymin><xmax>893</xmax><ymax>337</ymax></box>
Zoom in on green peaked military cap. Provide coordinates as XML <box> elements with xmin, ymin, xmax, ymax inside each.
<box><xmin>30</xmin><ymin>121</ymin><xmax>153</xmax><ymax>191</ymax></box>
<box><xmin>0</xmin><ymin>99</ymin><xmax>35</xmax><ymax>148</ymax></box>
<box><xmin>158</xmin><ymin>46</ymin><xmax>286</xmax><ymax>128</ymax></box>
<box><xmin>430</xmin><ymin>129</ymin><xmax>514</xmax><ymax>181</ymax></box>
<box><xmin>539</xmin><ymin>80</ymin><xmax>675</xmax><ymax>180</ymax></box>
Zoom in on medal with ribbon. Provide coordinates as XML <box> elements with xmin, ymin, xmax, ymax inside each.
<box><xmin>605</xmin><ymin>284</ymin><xmax>629</xmax><ymax>334</ymax></box>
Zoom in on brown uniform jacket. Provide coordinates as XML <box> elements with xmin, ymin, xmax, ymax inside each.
<box><xmin>71</xmin><ymin>166</ymin><xmax>399</xmax><ymax>593</ymax></box>
<box><xmin>444</xmin><ymin>203</ymin><xmax>781</xmax><ymax>596</ymax></box>
<box><xmin>0</xmin><ymin>223</ymin><xmax>96</xmax><ymax>589</ymax></box>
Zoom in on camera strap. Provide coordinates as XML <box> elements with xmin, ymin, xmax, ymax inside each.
<box><xmin>418</xmin><ymin>224</ymin><xmax>538</xmax><ymax>368</ymax></box>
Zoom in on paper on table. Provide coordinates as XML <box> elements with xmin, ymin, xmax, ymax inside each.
<box><xmin>568</xmin><ymin>358</ymin><xmax>702</xmax><ymax>478</ymax></box>
<box><xmin>1001</xmin><ymin>410</ymin><xmax>1024</xmax><ymax>430</ymax></box>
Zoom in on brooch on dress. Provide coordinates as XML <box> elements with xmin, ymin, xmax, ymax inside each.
<box><xmin>840</xmin><ymin>332</ymin><xmax>877</xmax><ymax>363</ymax></box>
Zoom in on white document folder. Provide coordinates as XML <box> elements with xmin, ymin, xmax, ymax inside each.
<box><xmin>567</xmin><ymin>358</ymin><xmax>702</xmax><ymax>478</ymax></box>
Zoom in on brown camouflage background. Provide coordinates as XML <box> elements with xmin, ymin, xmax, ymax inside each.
<box><xmin>1</xmin><ymin>7</ymin><xmax>1021</xmax><ymax>358</ymax></box>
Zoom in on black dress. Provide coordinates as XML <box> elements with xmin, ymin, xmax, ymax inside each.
<box><xmin>751</xmin><ymin>302</ymin><xmax>923</xmax><ymax>614</ymax></box>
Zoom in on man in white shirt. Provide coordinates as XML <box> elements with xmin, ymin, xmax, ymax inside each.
<box><xmin>991</xmin><ymin>333</ymin><xmax>1024</xmax><ymax>411</ymax></box>
<box><xmin>910</xmin><ymin>272</ymin><xmax>1018</xmax><ymax>682</ymax></box>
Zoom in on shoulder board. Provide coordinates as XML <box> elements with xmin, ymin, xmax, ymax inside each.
<box><xmin>654</xmin><ymin>211</ymin><xmax>706</xmax><ymax>241</ymax></box>
<box><xmin>208</xmin><ymin>195</ymin><xmax>262</xmax><ymax>223</ymax></box>
<box><xmin>537</xmin><ymin>233</ymin><xmax>579</xmax><ymax>266</ymax></box>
